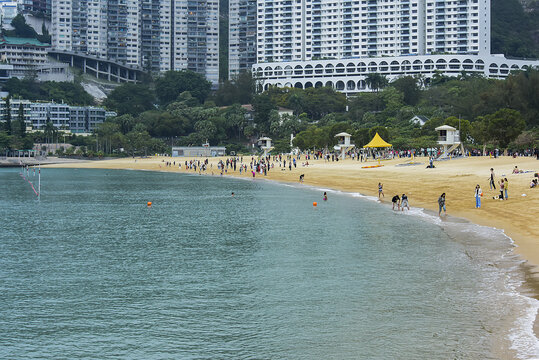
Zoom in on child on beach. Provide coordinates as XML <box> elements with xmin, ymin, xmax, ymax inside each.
<box><xmin>498</xmin><ymin>179</ymin><xmax>505</xmax><ymax>200</ymax></box>
<box><xmin>400</xmin><ymin>194</ymin><xmax>409</xmax><ymax>211</ymax></box>
<box><xmin>323</xmin><ymin>192</ymin><xmax>328</xmax><ymax>201</ymax></box>
<box><xmin>474</xmin><ymin>184</ymin><xmax>482</xmax><ymax>208</ymax></box>
<box><xmin>378</xmin><ymin>183</ymin><xmax>384</xmax><ymax>199</ymax></box>
<box><xmin>392</xmin><ymin>195</ymin><xmax>400</xmax><ymax>211</ymax></box>
<box><xmin>438</xmin><ymin>193</ymin><xmax>446</xmax><ymax>216</ymax></box>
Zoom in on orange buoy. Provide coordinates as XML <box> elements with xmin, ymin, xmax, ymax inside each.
<box><xmin>313</xmin><ymin>202</ymin><xmax>317</xmax><ymax>207</ymax></box>
<box><xmin>147</xmin><ymin>201</ymin><xmax>152</xmax><ymax>207</ymax></box>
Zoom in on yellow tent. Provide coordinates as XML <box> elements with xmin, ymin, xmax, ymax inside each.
<box><xmin>363</xmin><ymin>132</ymin><xmax>392</xmax><ymax>148</ymax></box>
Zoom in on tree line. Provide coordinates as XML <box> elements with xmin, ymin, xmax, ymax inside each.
<box><xmin>1</xmin><ymin>67</ymin><xmax>538</xmax><ymax>156</ymax></box>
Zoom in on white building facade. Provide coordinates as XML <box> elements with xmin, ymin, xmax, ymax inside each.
<box><xmin>252</xmin><ymin>0</ymin><xmax>539</xmax><ymax>93</ymax></box>
<box><xmin>254</xmin><ymin>54</ymin><xmax>539</xmax><ymax>94</ymax></box>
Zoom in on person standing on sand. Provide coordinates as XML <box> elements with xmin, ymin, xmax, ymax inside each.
<box><xmin>489</xmin><ymin>168</ymin><xmax>496</xmax><ymax>190</ymax></box>
<box><xmin>438</xmin><ymin>193</ymin><xmax>446</xmax><ymax>216</ymax></box>
<box><xmin>498</xmin><ymin>179</ymin><xmax>505</xmax><ymax>200</ymax></box>
<box><xmin>400</xmin><ymin>194</ymin><xmax>410</xmax><ymax>211</ymax></box>
<box><xmin>504</xmin><ymin>178</ymin><xmax>509</xmax><ymax>200</ymax></box>
<box><xmin>392</xmin><ymin>194</ymin><xmax>400</xmax><ymax>211</ymax></box>
<box><xmin>475</xmin><ymin>184</ymin><xmax>482</xmax><ymax>208</ymax></box>
<box><xmin>378</xmin><ymin>183</ymin><xmax>384</xmax><ymax>199</ymax></box>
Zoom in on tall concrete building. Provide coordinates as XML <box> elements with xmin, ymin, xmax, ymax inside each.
<box><xmin>253</xmin><ymin>0</ymin><xmax>538</xmax><ymax>94</ymax></box>
<box><xmin>255</xmin><ymin>0</ymin><xmax>490</xmax><ymax>64</ymax></box>
<box><xmin>228</xmin><ymin>0</ymin><xmax>257</xmax><ymax>79</ymax></box>
<box><xmin>51</xmin><ymin>0</ymin><xmax>219</xmax><ymax>85</ymax></box>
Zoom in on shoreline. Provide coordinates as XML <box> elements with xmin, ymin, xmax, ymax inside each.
<box><xmin>41</xmin><ymin>155</ymin><xmax>539</xmax><ymax>275</ymax></box>
<box><xmin>37</xmin><ymin>155</ymin><xmax>539</xmax><ymax>357</ymax></box>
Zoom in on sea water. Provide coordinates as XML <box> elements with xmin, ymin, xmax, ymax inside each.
<box><xmin>0</xmin><ymin>168</ymin><xmax>537</xmax><ymax>359</ymax></box>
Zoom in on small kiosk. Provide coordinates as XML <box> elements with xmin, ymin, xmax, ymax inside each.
<box><xmin>435</xmin><ymin>125</ymin><xmax>465</xmax><ymax>158</ymax></box>
<box><xmin>258</xmin><ymin>137</ymin><xmax>274</xmax><ymax>157</ymax></box>
<box><xmin>334</xmin><ymin>132</ymin><xmax>355</xmax><ymax>160</ymax></box>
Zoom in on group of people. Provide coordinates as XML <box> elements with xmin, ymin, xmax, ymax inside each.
<box><xmin>378</xmin><ymin>183</ymin><xmax>410</xmax><ymax>212</ymax></box>
<box><xmin>488</xmin><ymin>168</ymin><xmax>509</xmax><ymax>201</ymax></box>
<box><xmin>391</xmin><ymin>193</ymin><xmax>410</xmax><ymax>211</ymax></box>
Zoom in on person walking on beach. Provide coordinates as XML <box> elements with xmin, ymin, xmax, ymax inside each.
<box><xmin>400</xmin><ymin>194</ymin><xmax>410</xmax><ymax>211</ymax></box>
<box><xmin>489</xmin><ymin>168</ymin><xmax>496</xmax><ymax>190</ymax></box>
<box><xmin>392</xmin><ymin>194</ymin><xmax>400</xmax><ymax>211</ymax></box>
<box><xmin>504</xmin><ymin>178</ymin><xmax>509</xmax><ymax>200</ymax></box>
<box><xmin>474</xmin><ymin>185</ymin><xmax>482</xmax><ymax>208</ymax></box>
<box><xmin>438</xmin><ymin>193</ymin><xmax>446</xmax><ymax>216</ymax></box>
<box><xmin>378</xmin><ymin>183</ymin><xmax>384</xmax><ymax>199</ymax></box>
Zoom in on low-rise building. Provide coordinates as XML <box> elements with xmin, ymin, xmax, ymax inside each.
<box><xmin>0</xmin><ymin>36</ymin><xmax>50</xmax><ymax>78</ymax></box>
<box><xmin>0</xmin><ymin>98</ymin><xmax>115</xmax><ymax>133</ymax></box>
<box><xmin>172</xmin><ymin>146</ymin><xmax>227</xmax><ymax>157</ymax></box>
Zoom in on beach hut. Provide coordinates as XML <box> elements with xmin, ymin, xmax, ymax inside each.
<box><xmin>334</xmin><ymin>132</ymin><xmax>355</xmax><ymax>160</ymax></box>
<box><xmin>258</xmin><ymin>137</ymin><xmax>274</xmax><ymax>157</ymax></box>
<box><xmin>435</xmin><ymin>125</ymin><xmax>465</xmax><ymax>159</ymax></box>
<box><xmin>363</xmin><ymin>132</ymin><xmax>392</xmax><ymax>160</ymax></box>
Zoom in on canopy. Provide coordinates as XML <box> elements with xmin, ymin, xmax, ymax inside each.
<box><xmin>363</xmin><ymin>132</ymin><xmax>392</xmax><ymax>148</ymax></box>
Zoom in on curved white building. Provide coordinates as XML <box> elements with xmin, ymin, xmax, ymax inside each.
<box><xmin>253</xmin><ymin>54</ymin><xmax>539</xmax><ymax>94</ymax></box>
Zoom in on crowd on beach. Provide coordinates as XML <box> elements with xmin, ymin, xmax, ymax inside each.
<box><xmin>163</xmin><ymin>148</ymin><xmax>538</xmax><ymax>218</ymax></box>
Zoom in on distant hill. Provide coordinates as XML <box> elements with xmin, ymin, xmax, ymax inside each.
<box><xmin>491</xmin><ymin>0</ymin><xmax>539</xmax><ymax>58</ymax></box>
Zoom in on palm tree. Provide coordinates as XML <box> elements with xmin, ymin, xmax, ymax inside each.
<box><xmin>365</xmin><ymin>73</ymin><xmax>388</xmax><ymax>93</ymax></box>
<box><xmin>44</xmin><ymin>121</ymin><xmax>56</xmax><ymax>148</ymax></box>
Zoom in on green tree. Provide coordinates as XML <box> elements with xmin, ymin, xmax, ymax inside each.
<box><xmin>365</xmin><ymin>73</ymin><xmax>388</xmax><ymax>93</ymax></box>
<box><xmin>482</xmin><ymin>108</ymin><xmax>526</xmax><ymax>148</ymax></box>
<box><xmin>10</xmin><ymin>14</ymin><xmax>37</xmax><ymax>38</ymax></box>
<box><xmin>96</xmin><ymin>122</ymin><xmax>120</xmax><ymax>154</ymax></box>
<box><xmin>4</xmin><ymin>97</ymin><xmax>11</xmax><ymax>135</ymax></box>
<box><xmin>111</xmin><ymin>114</ymin><xmax>135</xmax><ymax>135</ymax></box>
<box><xmin>252</xmin><ymin>93</ymin><xmax>277</xmax><ymax>134</ymax></box>
<box><xmin>0</xmin><ymin>131</ymin><xmax>11</xmax><ymax>152</ymax></box>
<box><xmin>14</xmin><ymin>102</ymin><xmax>26</xmax><ymax>138</ymax></box>
<box><xmin>155</xmin><ymin>70</ymin><xmax>211</xmax><ymax>105</ymax></box>
<box><xmin>391</xmin><ymin>76</ymin><xmax>421</xmax><ymax>106</ymax></box>
<box><xmin>103</xmin><ymin>83</ymin><xmax>155</xmax><ymax>116</ymax></box>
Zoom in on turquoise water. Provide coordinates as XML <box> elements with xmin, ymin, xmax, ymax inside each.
<box><xmin>0</xmin><ymin>168</ymin><xmax>537</xmax><ymax>359</ymax></box>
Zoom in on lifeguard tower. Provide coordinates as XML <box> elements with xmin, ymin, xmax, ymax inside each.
<box><xmin>435</xmin><ymin>125</ymin><xmax>465</xmax><ymax>159</ymax></box>
<box><xmin>334</xmin><ymin>132</ymin><xmax>355</xmax><ymax>160</ymax></box>
<box><xmin>258</xmin><ymin>137</ymin><xmax>274</xmax><ymax>157</ymax></box>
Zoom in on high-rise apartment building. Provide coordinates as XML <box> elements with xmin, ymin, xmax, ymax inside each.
<box><xmin>228</xmin><ymin>0</ymin><xmax>257</xmax><ymax>79</ymax></box>
<box><xmin>255</xmin><ymin>0</ymin><xmax>489</xmax><ymax>64</ymax></box>
<box><xmin>253</xmin><ymin>0</ymin><xmax>538</xmax><ymax>93</ymax></box>
<box><xmin>51</xmin><ymin>0</ymin><xmax>219</xmax><ymax>86</ymax></box>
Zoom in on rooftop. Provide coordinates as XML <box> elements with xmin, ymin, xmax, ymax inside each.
<box><xmin>0</xmin><ymin>36</ymin><xmax>50</xmax><ymax>47</ymax></box>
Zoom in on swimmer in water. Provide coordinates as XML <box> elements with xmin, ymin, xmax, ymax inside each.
<box><xmin>323</xmin><ymin>192</ymin><xmax>327</xmax><ymax>201</ymax></box>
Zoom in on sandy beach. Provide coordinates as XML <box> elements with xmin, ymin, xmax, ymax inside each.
<box><xmin>46</xmin><ymin>155</ymin><xmax>539</xmax><ymax>274</ymax></box>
